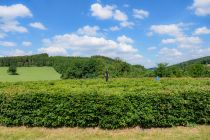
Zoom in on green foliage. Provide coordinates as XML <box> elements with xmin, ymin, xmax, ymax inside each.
<box><xmin>0</xmin><ymin>78</ymin><xmax>209</xmax><ymax>129</ymax></box>
<box><xmin>7</xmin><ymin>63</ymin><xmax>17</xmax><ymax>75</ymax></box>
<box><xmin>155</xmin><ymin>62</ymin><xmax>210</xmax><ymax>77</ymax></box>
<box><xmin>187</xmin><ymin>63</ymin><xmax>208</xmax><ymax>77</ymax></box>
<box><xmin>154</xmin><ymin>63</ymin><xmax>168</xmax><ymax>77</ymax></box>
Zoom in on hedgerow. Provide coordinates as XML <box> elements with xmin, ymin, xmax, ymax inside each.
<box><xmin>0</xmin><ymin>78</ymin><xmax>209</xmax><ymax>129</ymax></box>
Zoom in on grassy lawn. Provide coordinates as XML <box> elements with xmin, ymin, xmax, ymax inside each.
<box><xmin>0</xmin><ymin>126</ymin><xmax>209</xmax><ymax>140</ymax></box>
<box><xmin>0</xmin><ymin>67</ymin><xmax>61</xmax><ymax>82</ymax></box>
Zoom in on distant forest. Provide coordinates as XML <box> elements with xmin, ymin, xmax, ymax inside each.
<box><xmin>0</xmin><ymin>54</ymin><xmax>209</xmax><ymax>78</ymax></box>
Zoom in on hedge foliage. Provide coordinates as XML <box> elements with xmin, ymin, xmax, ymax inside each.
<box><xmin>0</xmin><ymin>78</ymin><xmax>209</xmax><ymax>129</ymax></box>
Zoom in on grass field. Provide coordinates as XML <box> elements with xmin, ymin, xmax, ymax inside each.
<box><xmin>0</xmin><ymin>67</ymin><xmax>61</xmax><ymax>82</ymax></box>
<box><xmin>0</xmin><ymin>125</ymin><xmax>209</xmax><ymax>140</ymax></box>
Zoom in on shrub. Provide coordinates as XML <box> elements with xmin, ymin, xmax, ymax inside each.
<box><xmin>7</xmin><ymin>64</ymin><xmax>18</xmax><ymax>75</ymax></box>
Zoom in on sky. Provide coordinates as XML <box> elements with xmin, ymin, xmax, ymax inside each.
<box><xmin>0</xmin><ymin>0</ymin><xmax>210</xmax><ymax>68</ymax></box>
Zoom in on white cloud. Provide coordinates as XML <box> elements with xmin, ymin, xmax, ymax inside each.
<box><xmin>150</xmin><ymin>24</ymin><xmax>183</xmax><ymax>37</ymax></box>
<box><xmin>0</xmin><ymin>4</ymin><xmax>32</xmax><ymax>19</ymax></box>
<box><xmin>194</xmin><ymin>26</ymin><xmax>210</xmax><ymax>35</ymax></box>
<box><xmin>0</xmin><ymin>41</ymin><xmax>16</xmax><ymax>47</ymax></box>
<box><xmin>90</xmin><ymin>3</ymin><xmax>114</xmax><ymax>20</ymax></box>
<box><xmin>113</xmin><ymin>10</ymin><xmax>128</xmax><ymax>21</ymax></box>
<box><xmin>9</xmin><ymin>49</ymin><xmax>32</xmax><ymax>56</ymax></box>
<box><xmin>0</xmin><ymin>32</ymin><xmax>6</xmax><ymax>38</ymax></box>
<box><xmin>147</xmin><ymin>46</ymin><xmax>157</xmax><ymax>51</ymax></box>
<box><xmin>0</xmin><ymin>20</ymin><xmax>28</xmax><ymax>33</ymax></box>
<box><xmin>159</xmin><ymin>47</ymin><xmax>182</xmax><ymax>57</ymax></box>
<box><xmin>38</xmin><ymin>47</ymin><xmax>68</xmax><ymax>56</ymax></box>
<box><xmin>22</xmin><ymin>41</ymin><xmax>32</xmax><ymax>47</ymax></box>
<box><xmin>151</xmin><ymin>23</ymin><xmax>210</xmax><ymax>65</ymax></box>
<box><xmin>29</xmin><ymin>22</ymin><xmax>47</xmax><ymax>30</ymax></box>
<box><xmin>133</xmin><ymin>9</ymin><xmax>149</xmax><ymax>19</ymax></box>
<box><xmin>37</xmin><ymin>31</ymin><xmax>152</xmax><ymax>67</ymax></box>
<box><xmin>157</xmin><ymin>47</ymin><xmax>210</xmax><ymax>64</ymax></box>
<box><xmin>110</xmin><ymin>26</ymin><xmax>120</xmax><ymax>31</ymax></box>
<box><xmin>157</xmin><ymin>47</ymin><xmax>182</xmax><ymax>64</ymax></box>
<box><xmin>117</xmin><ymin>35</ymin><xmax>133</xmax><ymax>44</ymax></box>
<box><xmin>120</xmin><ymin>21</ymin><xmax>135</xmax><ymax>28</ymax></box>
<box><xmin>161</xmin><ymin>38</ymin><xmax>176</xmax><ymax>44</ymax></box>
<box><xmin>189</xmin><ymin>0</ymin><xmax>210</xmax><ymax>16</ymax></box>
<box><xmin>77</xmin><ymin>25</ymin><xmax>100</xmax><ymax>36</ymax></box>
<box><xmin>90</xmin><ymin>3</ymin><xmax>133</xmax><ymax>29</ymax></box>
<box><xmin>151</xmin><ymin>23</ymin><xmax>203</xmax><ymax>50</ymax></box>
<box><xmin>161</xmin><ymin>36</ymin><xmax>202</xmax><ymax>48</ymax></box>
<box><xmin>0</xmin><ymin>4</ymin><xmax>32</xmax><ymax>34</ymax></box>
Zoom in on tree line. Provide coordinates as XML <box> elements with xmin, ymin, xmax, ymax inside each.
<box><xmin>0</xmin><ymin>54</ymin><xmax>209</xmax><ymax>78</ymax></box>
<box><xmin>0</xmin><ymin>54</ymin><xmax>146</xmax><ymax>79</ymax></box>
<box><xmin>154</xmin><ymin>63</ymin><xmax>210</xmax><ymax>78</ymax></box>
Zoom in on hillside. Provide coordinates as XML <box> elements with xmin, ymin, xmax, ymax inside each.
<box><xmin>171</xmin><ymin>56</ymin><xmax>210</xmax><ymax>67</ymax></box>
<box><xmin>0</xmin><ymin>54</ymin><xmax>146</xmax><ymax>79</ymax></box>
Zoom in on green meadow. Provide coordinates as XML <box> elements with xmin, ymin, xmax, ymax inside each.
<box><xmin>0</xmin><ymin>67</ymin><xmax>61</xmax><ymax>82</ymax></box>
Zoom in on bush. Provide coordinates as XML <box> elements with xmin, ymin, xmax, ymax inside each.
<box><xmin>0</xmin><ymin>89</ymin><xmax>209</xmax><ymax>129</ymax></box>
<box><xmin>7</xmin><ymin>64</ymin><xmax>18</xmax><ymax>75</ymax></box>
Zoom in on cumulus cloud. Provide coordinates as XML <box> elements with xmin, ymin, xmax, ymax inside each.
<box><xmin>150</xmin><ymin>23</ymin><xmax>203</xmax><ymax>49</ymax></box>
<box><xmin>189</xmin><ymin>0</ymin><xmax>210</xmax><ymax>16</ymax></box>
<box><xmin>120</xmin><ymin>21</ymin><xmax>135</xmax><ymax>28</ymax></box>
<box><xmin>113</xmin><ymin>10</ymin><xmax>128</xmax><ymax>21</ymax></box>
<box><xmin>38</xmin><ymin>33</ymin><xmax>138</xmax><ymax>55</ymax></box>
<box><xmin>194</xmin><ymin>26</ymin><xmax>210</xmax><ymax>35</ymax></box>
<box><xmin>29</xmin><ymin>22</ymin><xmax>47</xmax><ymax>30</ymax></box>
<box><xmin>151</xmin><ymin>23</ymin><xmax>210</xmax><ymax>65</ymax></box>
<box><xmin>38</xmin><ymin>46</ymin><xmax>68</xmax><ymax>56</ymax></box>
<box><xmin>0</xmin><ymin>4</ymin><xmax>32</xmax><ymax>19</ymax></box>
<box><xmin>117</xmin><ymin>35</ymin><xmax>133</xmax><ymax>44</ymax></box>
<box><xmin>0</xmin><ymin>20</ymin><xmax>28</xmax><ymax>33</ymax></box>
<box><xmin>109</xmin><ymin>26</ymin><xmax>120</xmax><ymax>31</ymax></box>
<box><xmin>0</xmin><ymin>4</ymin><xmax>32</xmax><ymax>34</ymax></box>
<box><xmin>150</xmin><ymin>24</ymin><xmax>183</xmax><ymax>37</ymax></box>
<box><xmin>22</xmin><ymin>41</ymin><xmax>32</xmax><ymax>47</ymax></box>
<box><xmin>90</xmin><ymin>3</ymin><xmax>114</xmax><ymax>20</ymax></box>
<box><xmin>0</xmin><ymin>41</ymin><xmax>16</xmax><ymax>47</ymax></box>
<box><xmin>90</xmin><ymin>3</ymin><xmax>133</xmax><ymax>29</ymax></box>
<box><xmin>133</xmin><ymin>9</ymin><xmax>149</xmax><ymax>19</ymax></box>
<box><xmin>161</xmin><ymin>36</ymin><xmax>202</xmax><ymax>48</ymax></box>
<box><xmin>36</xmin><ymin>29</ymin><xmax>155</xmax><ymax>67</ymax></box>
<box><xmin>9</xmin><ymin>49</ymin><xmax>32</xmax><ymax>56</ymax></box>
<box><xmin>159</xmin><ymin>47</ymin><xmax>182</xmax><ymax>57</ymax></box>
<box><xmin>157</xmin><ymin>47</ymin><xmax>210</xmax><ymax>64</ymax></box>
<box><xmin>77</xmin><ymin>25</ymin><xmax>100</xmax><ymax>36</ymax></box>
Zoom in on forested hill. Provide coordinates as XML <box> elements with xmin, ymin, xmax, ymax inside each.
<box><xmin>0</xmin><ymin>54</ymin><xmax>146</xmax><ymax>79</ymax></box>
<box><xmin>154</xmin><ymin>56</ymin><xmax>210</xmax><ymax>78</ymax></box>
<box><xmin>171</xmin><ymin>56</ymin><xmax>210</xmax><ymax>68</ymax></box>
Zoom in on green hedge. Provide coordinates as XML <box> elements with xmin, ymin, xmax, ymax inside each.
<box><xmin>0</xmin><ymin>91</ymin><xmax>209</xmax><ymax>129</ymax></box>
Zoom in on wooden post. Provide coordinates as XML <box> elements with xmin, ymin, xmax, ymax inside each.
<box><xmin>105</xmin><ymin>68</ymin><xmax>109</xmax><ymax>82</ymax></box>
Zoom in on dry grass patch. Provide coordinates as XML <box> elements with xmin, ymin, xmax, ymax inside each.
<box><xmin>0</xmin><ymin>125</ymin><xmax>209</xmax><ymax>140</ymax></box>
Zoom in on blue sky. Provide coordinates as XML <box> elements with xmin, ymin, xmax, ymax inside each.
<box><xmin>0</xmin><ymin>0</ymin><xmax>210</xmax><ymax>68</ymax></box>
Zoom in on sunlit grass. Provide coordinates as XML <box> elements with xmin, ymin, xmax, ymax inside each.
<box><xmin>0</xmin><ymin>67</ymin><xmax>61</xmax><ymax>82</ymax></box>
<box><xmin>0</xmin><ymin>125</ymin><xmax>209</xmax><ymax>140</ymax></box>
